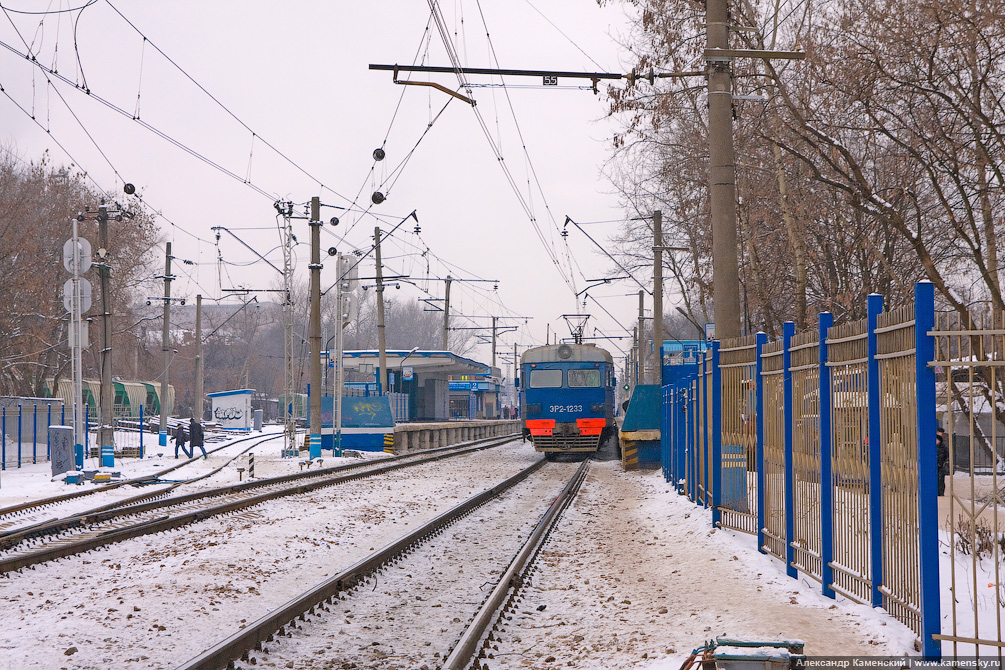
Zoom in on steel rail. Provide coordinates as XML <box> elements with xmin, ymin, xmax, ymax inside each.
<box><xmin>173</xmin><ymin>455</ymin><xmax>549</xmax><ymax>670</ymax></box>
<box><xmin>0</xmin><ymin>432</ymin><xmax>510</xmax><ymax>549</ymax></box>
<box><xmin>0</xmin><ymin>434</ymin><xmax>519</xmax><ymax>573</ymax></box>
<box><xmin>0</xmin><ymin>432</ymin><xmax>287</xmax><ymax>545</ymax></box>
<box><xmin>0</xmin><ymin>431</ymin><xmax>281</xmax><ymax>521</ymax></box>
<box><xmin>442</xmin><ymin>459</ymin><xmax>589</xmax><ymax>669</ymax></box>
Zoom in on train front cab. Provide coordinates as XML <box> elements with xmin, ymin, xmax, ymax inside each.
<box><xmin>520</xmin><ymin>356</ymin><xmax>614</xmax><ymax>457</ymax></box>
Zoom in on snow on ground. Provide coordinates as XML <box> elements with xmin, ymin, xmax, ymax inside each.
<box><xmin>1</xmin><ymin>434</ymin><xmax>999</xmax><ymax>668</ymax></box>
<box><xmin>489</xmin><ymin>462</ymin><xmax>918</xmax><ymax>669</ymax></box>
<box><xmin>0</xmin><ymin>441</ymin><xmax>539</xmax><ymax>670</ymax></box>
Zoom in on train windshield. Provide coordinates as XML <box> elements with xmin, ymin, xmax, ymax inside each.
<box><xmin>529</xmin><ymin>369</ymin><xmax>563</xmax><ymax>388</ymax></box>
<box><xmin>567</xmin><ymin>369</ymin><xmax>602</xmax><ymax>388</ymax></box>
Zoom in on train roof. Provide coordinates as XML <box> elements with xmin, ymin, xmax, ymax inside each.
<box><xmin>521</xmin><ymin>342</ymin><xmax>614</xmax><ymax>364</ymax></box>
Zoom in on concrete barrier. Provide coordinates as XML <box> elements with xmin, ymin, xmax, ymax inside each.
<box><xmin>392</xmin><ymin>420</ymin><xmax>521</xmax><ymax>454</ymax></box>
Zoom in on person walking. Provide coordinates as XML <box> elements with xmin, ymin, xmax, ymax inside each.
<box><xmin>173</xmin><ymin>423</ymin><xmax>190</xmax><ymax>459</ymax></box>
<box><xmin>189</xmin><ymin>417</ymin><xmax>207</xmax><ymax>458</ymax></box>
<box><xmin>936</xmin><ymin>426</ymin><xmax>950</xmax><ymax>496</ymax></box>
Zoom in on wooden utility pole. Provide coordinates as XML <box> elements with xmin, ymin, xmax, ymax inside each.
<box><xmin>308</xmin><ymin>197</ymin><xmax>322</xmax><ymax>458</ymax></box>
<box><xmin>442</xmin><ymin>276</ymin><xmax>452</xmax><ymax>351</ymax></box>
<box><xmin>374</xmin><ymin>227</ymin><xmax>388</xmax><ymax>393</ymax></box>
<box><xmin>652</xmin><ymin>210</ymin><xmax>663</xmax><ymax>383</ymax></box>
<box><xmin>194</xmin><ymin>295</ymin><xmax>203</xmax><ymax>421</ymax></box>
<box><xmin>158</xmin><ymin>243</ymin><xmax>173</xmax><ymax>446</ymax></box>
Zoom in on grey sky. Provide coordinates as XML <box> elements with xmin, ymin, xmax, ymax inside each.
<box><xmin>0</xmin><ymin>1</ymin><xmax>644</xmax><ymax>367</ymax></box>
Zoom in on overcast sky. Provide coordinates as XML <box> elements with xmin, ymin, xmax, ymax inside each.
<box><xmin>0</xmin><ymin>1</ymin><xmax>649</xmax><ymax>369</ymax></box>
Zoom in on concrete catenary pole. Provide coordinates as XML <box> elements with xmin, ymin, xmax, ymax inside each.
<box><xmin>637</xmin><ymin>289</ymin><xmax>646</xmax><ymax>384</ymax></box>
<box><xmin>374</xmin><ymin>227</ymin><xmax>388</xmax><ymax>393</ymax></box>
<box><xmin>194</xmin><ymin>294</ymin><xmax>203</xmax><ymax>422</ymax></box>
<box><xmin>442</xmin><ymin>276</ymin><xmax>452</xmax><ymax>351</ymax></box>
<box><xmin>707</xmin><ymin>0</ymin><xmax>741</xmax><ymax>340</ymax></box>
<box><xmin>652</xmin><ymin>210</ymin><xmax>663</xmax><ymax>383</ymax></box>
<box><xmin>308</xmin><ymin>198</ymin><xmax>322</xmax><ymax>458</ymax></box>
<box><xmin>158</xmin><ymin>243</ymin><xmax>173</xmax><ymax>447</ymax></box>
<box><xmin>96</xmin><ymin>206</ymin><xmax>115</xmax><ymax>454</ymax></box>
<box><xmin>491</xmin><ymin>316</ymin><xmax>498</xmax><ymax>369</ymax></box>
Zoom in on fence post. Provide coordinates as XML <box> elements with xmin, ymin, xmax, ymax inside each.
<box><xmin>700</xmin><ymin>352</ymin><xmax>708</xmax><ymax>508</ymax></box>
<box><xmin>2</xmin><ymin>406</ymin><xmax>5</xmax><ymax>470</ymax></box>
<box><xmin>818</xmin><ymin>312</ymin><xmax>835</xmax><ymax>599</ymax></box>
<box><xmin>85</xmin><ymin>403</ymin><xmax>90</xmax><ymax>456</ymax></box>
<box><xmin>17</xmin><ymin>403</ymin><xmax>22</xmax><ymax>468</ymax></box>
<box><xmin>689</xmin><ymin>380</ymin><xmax>697</xmax><ymax>503</ymax></box>
<box><xmin>755</xmin><ymin>331</ymin><xmax>767</xmax><ymax>554</ymax></box>
<box><xmin>139</xmin><ymin>404</ymin><xmax>144</xmax><ymax>459</ymax></box>
<box><xmin>867</xmin><ymin>293</ymin><xmax>884</xmax><ymax>607</ymax></box>
<box><xmin>914</xmin><ymin>281</ymin><xmax>941</xmax><ymax>659</ymax></box>
<box><xmin>782</xmin><ymin>321</ymin><xmax>797</xmax><ymax>579</ymax></box>
<box><xmin>47</xmin><ymin>405</ymin><xmax>52</xmax><ymax>461</ymax></box>
<box><xmin>677</xmin><ymin>385</ymin><xmax>687</xmax><ymax>494</ymax></box>
<box><xmin>32</xmin><ymin>404</ymin><xmax>38</xmax><ymax>464</ymax></box>
<box><xmin>711</xmin><ymin>340</ymin><xmax>722</xmax><ymax>528</ymax></box>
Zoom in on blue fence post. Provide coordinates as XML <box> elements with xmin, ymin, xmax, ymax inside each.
<box><xmin>867</xmin><ymin>293</ymin><xmax>884</xmax><ymax>607</ymax></box>
<box><xmin>1</xmin><ymin>407</ymin><xmax>6</xmax><ymax>470</ymax></box>
<box><xmin>818</xmin><ymin>312</ymin><xmax>836</xmax><ymax>599</ymax></box>
<box><xmin>755</xmin><ymin>332</ymin><xmax>767</xmax><ymax>554</ymax></box>
<box><xmin>679</xmin><ymin>385</ymin><xmax>687</xmax><ymax>496</ymax></box>
<box><xmin>687</xmin><ymin>381</ymin><xmax>695</xmax><ymax>502</ymax></box>
<box><xmin>47</xmin><ymin>405</ymin><xmax>52</xmax><ymax>461</ymax></box>
<box><xmin>782</xmin><ymin>321</ymin><xmax>797</xmax><ymax>579</ymax></box>
<box><xmin>139</xmin><ymin>404</ymin><xmax>144</xmax><ymax>459</ymax></box>
<box><xmin>85</xmin><ymin>403</ymin><xmax>90</xmax><ymax>456</ymax></box>
<box><xmin>32</xmin><ymin>404</ymin><xmax>38</xmax><ymax>464</ymax></box>
<box><xmin>711</xmin><ymin>340</ymin><xmax>722</xmax><ymax>528</ymax></box>
<box><xmin>61</xmin><ymin>403</ymin><xmax>65</xmax><ymax>427</ymax></box>
<box><xmin>17</xmin><ymin>403</ymin><xmax>22</xmax><ymax>468</ymax></box>
<box><xmin>914</xmin><ymin>281</ymin><xmax>941</xmax><ymax>659</ymax></box>
<box><xmin>699</xmin><ymin>353</ymin><xmax>707</xmax><ymax>507</ymax></box>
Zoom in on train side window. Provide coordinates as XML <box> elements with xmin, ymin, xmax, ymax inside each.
<box><xmin>568</xmin><ymin>369</ymin><xmax>601</xmax><ymax>387</ymax></box>
<box><xmin>529</xmin><ymin>369</ymin><xmax>563</xmax><ymax>388</ymax></box>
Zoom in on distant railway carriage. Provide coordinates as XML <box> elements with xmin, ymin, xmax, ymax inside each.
<box><xmin>519</xmin><ymin>343</ymin><xmax>615</xmax><ymax>458</ymax></box>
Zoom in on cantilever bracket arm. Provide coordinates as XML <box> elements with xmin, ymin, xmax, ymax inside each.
<box><xmin>392</xmin><ymin>66</ymin><xmax>476</xmax><ymax>106</ymax></box>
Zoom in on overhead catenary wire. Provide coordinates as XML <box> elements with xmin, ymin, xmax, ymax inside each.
<box><xmin>425</xmin><ymin>0</ymin><xmax>579</xmax><ymax>295</ymax></box>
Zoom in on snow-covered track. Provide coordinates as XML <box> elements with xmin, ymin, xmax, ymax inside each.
<box><xmin>442</xmin><ymin>458</ymin><xmax>589</xmax><ymax>670</ymax></box>
<box><xmin>0</xmin><ymin>431</ymin><xmax>281</xmax><ymax>529</ymax></box>
<box><xmin>173</xmin><ymin>455</ymin><xmax>565</xmax><ymax>670</ymax></box>
<box><xmin>0</xmin><ymin>434</ymin><xmax>518</xmax><ymax>574</ymax></box>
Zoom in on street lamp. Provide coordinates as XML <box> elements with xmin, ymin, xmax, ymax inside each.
<box><xmin>396</xmin><ymin>346</ymin><xmax>419</xmax><ymax>393</ymax></box>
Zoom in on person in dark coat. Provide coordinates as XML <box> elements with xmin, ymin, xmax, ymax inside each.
<box><xmin>936</xmin><ymin>427</ymin><xmax>950</xmax><ymax>496</ymax></box>
<box><xmin>189</xmin><ymin>418</ymin><xmax>207</xmax><ymax>458</ymax></box>
<box><xmin>173</xmin><ymin>424</ymin><xmax>190</xmax><ymax>459</ymax></box>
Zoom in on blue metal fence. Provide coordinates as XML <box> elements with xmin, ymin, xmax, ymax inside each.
<box><xmin>1</xmin><ymin>401</ymin><xmax>149</xmax><ymax>469</ymax></box>
<box><xmin>661</xmin><ymin>281</ymin><xmax>941</xmax><ymax>656</ymax></box>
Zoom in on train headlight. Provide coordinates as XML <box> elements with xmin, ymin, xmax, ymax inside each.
<box><xmin>590</xmin><ymin>403</ymin><xmax>605</xmax><ymax>413</ymax></box>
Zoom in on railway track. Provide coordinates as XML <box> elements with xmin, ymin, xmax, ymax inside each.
<box><xmin>0</xmin><ymin>430</ymin><xmax>283</xmax><ymax>533</ymax></box>
<box><xmin>0</xmin><ymin>434</ymin><xmax>518</xmax><ymax>574</ymax></box>
<box><xmin>172</xmin><ymin>457</ymin><xmax>590</xmax><ymax>670</ymax></box>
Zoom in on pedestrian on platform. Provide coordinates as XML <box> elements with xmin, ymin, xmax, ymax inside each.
<box><xmin>936</xmin><ymin>426</ymin><xmax>949</xmax><ymax>496</ymax></box>
<box><xmin>173</xmin><ymin>423</ymin><xmax>190</xmax><ymax>459</ymax></box>
<box><xmin>189</xmin><ymin>418</ymin><xmax>207</xmax><ymax>458</ymax></box>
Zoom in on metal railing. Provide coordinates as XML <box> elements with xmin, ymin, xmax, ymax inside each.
<box><xmin>2</xmin><ymin>402</ymin><xmax>152</xmax><ymax>468</ymax></box>
<box><xmin>660</xmin><ymin>282</ymin><xmax>952</xmax><ymax>658</ymax></box>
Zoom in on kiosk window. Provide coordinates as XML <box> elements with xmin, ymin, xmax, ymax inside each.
<box><xmin>529</xmin><ymin>369</ymin><xmax>563</xmax><ymax>388</ymax></box>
